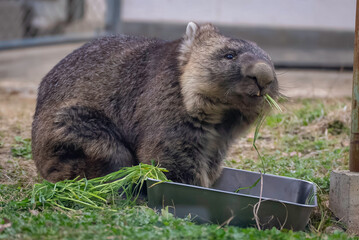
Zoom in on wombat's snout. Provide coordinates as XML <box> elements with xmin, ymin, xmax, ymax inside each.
<box><xmin>244</xmin><ymin>61</ymin><xmax>275</xmax><ymax>95</ymax></box>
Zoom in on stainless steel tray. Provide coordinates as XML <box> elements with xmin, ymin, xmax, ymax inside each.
<box><xmin>146</xmin><ymin>167</ymin><xmax>317</xmax><ymax>231</ymax></box>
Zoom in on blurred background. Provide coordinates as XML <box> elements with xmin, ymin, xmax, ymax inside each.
<box><xmin>0</xmin><ymin>0</ymin><xmax>356</xmax><ymax>97</ymax></box>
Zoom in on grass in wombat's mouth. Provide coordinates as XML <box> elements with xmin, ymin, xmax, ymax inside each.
<box><xmin>264</xmin><ymin>94</ymin><xmax>282</xmax><ymax>112</ymax></box>
<box><xmin>14</xmin><ymin>163</ymin><xmax>169</xmax><ymax>211</ymax></box>
<box><xmin>235</xmin><ymin>94</ymin><xmax>282</xmax><ymax>192</ymax></box>
<box><xmin>253</xmin><ymin>94</ymin><xmax>283</xmax><ymax>174</ymax></box>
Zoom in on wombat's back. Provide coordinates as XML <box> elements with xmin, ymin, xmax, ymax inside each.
<box><xmin>35</xmin><ymin>35</ymin><xmax>163</xmax><ymax>115</ymax></box>
<box><xmin>32</xmin><ymin>35</ymin><xmax>180</xmax><ymax>181</ymax></box>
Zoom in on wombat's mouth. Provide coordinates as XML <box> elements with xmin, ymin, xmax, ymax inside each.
<box><xmin>246</xmin><ymin>95</ymin><xmax>266</xmax><ymax>105</ymax></box>
<box><xmin>249</xmin><ymin>93</ymin><xmax>263</xmax><ymax>98</ymax></box>
<box><xmin>247</xmin><ymin>90</ymin><xmax>269</xmax><ymax>99</ymax></box>
<box><xmin>226</xmin><ymin>78</ymin><xmax>279</xmax><ymax>112</ymax></box>
<box><xmin>247</xmin><ymin>83</ymin><xmax>279</xmax><ymax>101</ymax></box>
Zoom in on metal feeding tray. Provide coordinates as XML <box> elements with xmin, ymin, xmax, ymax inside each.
<box><xmin>146</xmin><ymin>167</ymin><xmax>317</xmax><ymax>231</ymax></box>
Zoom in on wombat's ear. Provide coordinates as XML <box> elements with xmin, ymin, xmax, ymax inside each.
<box><xmin>185</xmin><ymin>22</ymin><xmax>199</xmax><ymax>42</ymax></box>
<box><xmin>178</xmin><ymin>22</ymin><xmax>199</xmax><ymax>68</ymax></box>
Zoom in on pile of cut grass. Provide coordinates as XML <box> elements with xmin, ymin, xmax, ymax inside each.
<box><xmin>14</xmin><ymin>163</ymin><xmax>169</xmax><ymax>211</ymax></box>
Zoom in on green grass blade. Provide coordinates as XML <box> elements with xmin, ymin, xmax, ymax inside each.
<box><xmin>235</xmin><ymin>177</ymin><xmax>261</xmax><ymax>193</ymax></box>
<box><xmin>265</xmin><ymin>94</ymin><xmax>282</xmax><ymax>112</ymax></box>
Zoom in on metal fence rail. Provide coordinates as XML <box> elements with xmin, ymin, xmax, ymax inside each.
<box><xmin>0</xmin><ymin>0</ymin><xmax>120</xmax><ymax>50</ymax></box>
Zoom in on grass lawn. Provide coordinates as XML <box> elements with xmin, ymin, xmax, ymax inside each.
<box><xmin>0</xmin><ymin>93</ymin><xmax>357</xmax><ymax>239</ymax></box>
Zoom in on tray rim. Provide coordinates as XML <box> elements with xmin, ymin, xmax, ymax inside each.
<box><xmin>147</xmin><ymin>167</ymin><xmax>318</xmax><ymax>208</ymax></box>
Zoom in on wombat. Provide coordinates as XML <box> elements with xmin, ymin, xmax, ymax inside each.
<box><xmin>32</xmin><ymin>22</ymin><xmax>279</xmax><ymax>187</ymax></box>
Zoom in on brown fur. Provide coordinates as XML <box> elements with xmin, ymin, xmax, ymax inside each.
<box><xmin>32</xmin><ymin>23</ymin><xmax>279</xmax><ymax>187</ymax></box>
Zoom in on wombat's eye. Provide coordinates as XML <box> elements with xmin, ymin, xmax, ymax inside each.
<box><xmin>224</xmin><ymin>53</ymin><xmax>235</xmax><ymax>60</ymax></box>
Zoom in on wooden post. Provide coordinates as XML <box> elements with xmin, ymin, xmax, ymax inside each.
<box><xmin>350</xmin><ymin>0</ymin><xmax>359</xmax><ymax>172</ymax></box>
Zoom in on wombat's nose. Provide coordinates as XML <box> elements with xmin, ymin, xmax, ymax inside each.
<box><xmin>247</xmin><ymin>62</ymin><xmax>274</xmax><ymax>88</ymax></box>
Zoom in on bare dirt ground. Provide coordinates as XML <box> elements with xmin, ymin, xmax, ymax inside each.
<box><xmin>0</xmin><ymin>91</ymin><xmax>37</xmax><ymax>184</ymax></box>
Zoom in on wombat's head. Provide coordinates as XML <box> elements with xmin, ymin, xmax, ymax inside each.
<box><xmin>178</xmin><ymin>22</ymin><xmax>279</xmax><ymax>124</ymax></box>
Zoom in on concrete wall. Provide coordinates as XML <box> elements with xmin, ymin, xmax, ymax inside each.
<box><xmin>122</xmin><ymin>0</ymin><xmax>356</xmax><ymax>31</ymax></box>
<box><xmin>120</xmin><ymin>0</ymin><xmax>355</xmax><ymax>68</ymax></box>
<box><xmin>0</xmin><ymin>1</ymin><xmax>24</xmax><ymax>41</ymax></box>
